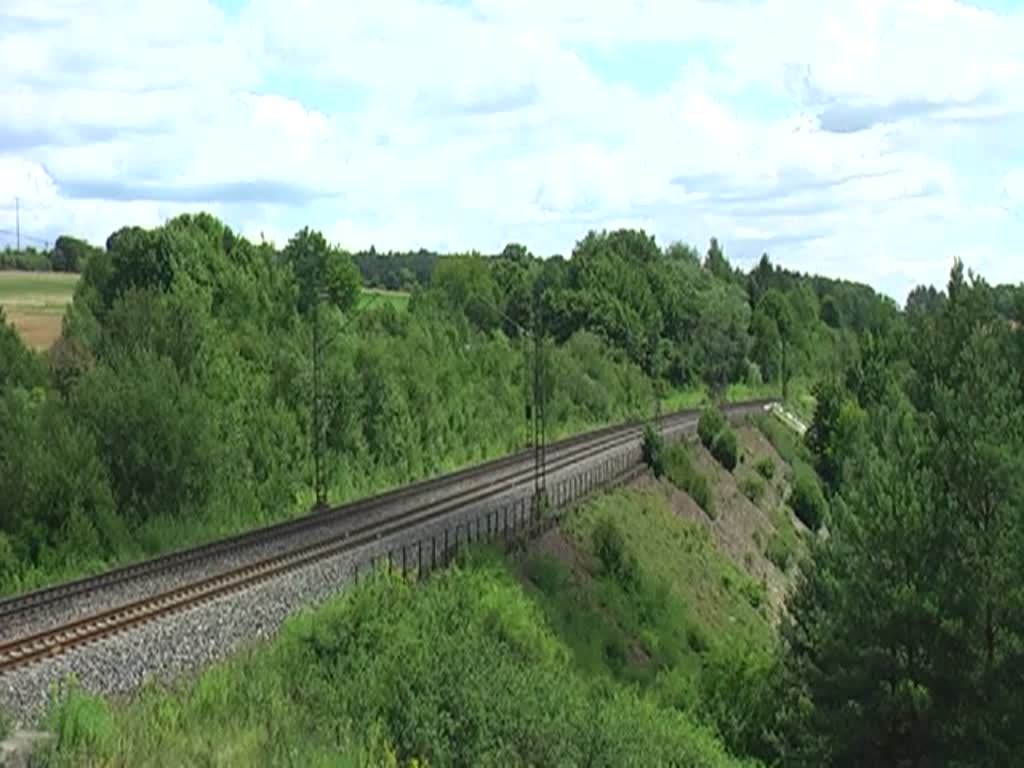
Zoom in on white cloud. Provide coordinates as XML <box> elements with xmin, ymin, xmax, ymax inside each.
<box><xmin>0</xmin><ymin>0</ymin><xmax>1022</xmax><ymax>298</ymax></box>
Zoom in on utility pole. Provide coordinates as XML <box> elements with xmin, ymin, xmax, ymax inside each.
<box><xmin>781</xmin><ymin>337</ymin><xmax>788</xmax><ymax>401</ymax></box>
<box><xmin>310</xmin><ymin>290</ymin><xmax>380</xmax><ymax>511</ymax></box>
<box><xmin>312</xmin><ymin>299</ymin><xmax>327</xmax><ymax>510</ymax></box>
<box><xmin>470</xmin><ymin>291</ymin><xmax>547</xmax><ymax>511</ymax></box>
<box><xmin>15</xmin><ymin>197</ymin><xmax>20</xmax><ymax>251</ymax></box>
<box><xmin>532</xmin><ymin>319</ymin><xmax>547</xmax><ymax>506</ymax></box>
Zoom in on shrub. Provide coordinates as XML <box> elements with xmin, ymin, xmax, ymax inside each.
<box><xmin>711</xmin><ymin>429</ymin><xmax>738</xmax><ymax>471</ymax></box>
<box><xmin>739</xmin><ymin>579</ymin><xmax>767</xmax><ymax>611</ymax></box>
<box><xmin>752</xmin><ymin>412</ymin><xmax>812</xmax><ymax>466</ymax></box>
<box><xmin>698</xmin><ymin>407</ymin><xmax>727</xmax><ymax>449</ymax></box>
<box><xmin>592</xmin><ymin>518</ymin><xmax>638</xmax><ymax>589</ymax></box>
<box><xmin>765</xmin><ymin>531</ymin><xmax>794</xmax><ymax>571</ymax></box>
<box><xmin>686</xmin><ymin>472</ymin><xmax>714</xmax><ymax>515</ymax></box>
<box><xmin>789</xmin><ymin>462</ymin><xmax>828</xmax><ymax>531</ymax></box>
<box><xmin>45</xmin><ymin>682</ymin><xmax>118</xmax><ymax>761</ymax></box>
<box><xmin>664</xmin><ymin>443</ymin><xmax>714</xmax><ymax>515</ymax></box>
<box><xmin>754</xmin><ymin>457</ymin><xmax>775</xmax><ymax>481</ymax></box>
<box><xmin>642</xmin><ymin>424</ymin><xmax>665</xmax><ymax>478</ymax></box>
<box><xmin>740</xmin><ymin>475</ymin><xmax>765</xmax><ymax>504</ymax></box>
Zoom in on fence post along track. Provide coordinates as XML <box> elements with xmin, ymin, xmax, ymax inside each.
<box><xmin>0</xmin><ymin>400</ymin><xmax>776</xmax><ymax>675</ymax></box>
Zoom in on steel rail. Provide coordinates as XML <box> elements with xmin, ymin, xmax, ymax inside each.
<box><xmin>0</xmin><ymin>406</ymin><xmax>721</xmax><ymax>672</ymax></box>
<box><xmin>0</xmin><ymin>408</ymin><xmax>674</xmax><ymax>622</ymax></box>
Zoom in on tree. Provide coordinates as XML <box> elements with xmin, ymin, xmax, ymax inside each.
<box><xmin>0</xmin><ymin>309</ymin><xmax>45</xmax><ymax>392</ymax></box>
<box><xmin>50</xmin><ymin>235</ymin><xmax>100</xmax><ymax>273</ymax></box>
<box><xmin>819</xmin><ymin>294</ymin><xmax>842</xmax><ymax>329</ymax></box>
<box><xmin>805</xmin><ymin>377</ymin><xmax>864</xmax><ymax>495</ymax></box>
<box><xmin>704</xmin><ymin>237</ymin><xmax>736</xmax><ymax>283</ymax></box>
<box><xmin>780</xmin><ymin>263</ymin><xmax>1024</xmax><ymax>766</ymax></box>
<box><xmin>751</xmin><ymin>290</ymin><xmax>794</xmax><ymax>397</ymax></box>
<box><xmin>781</xmin><ymin>394</ymin><xmax>947</xmax><ymax>765</ymax></box>
<box><xmin>491</xmin><ymin>246</ymin><xmax>536</xmax><ymax>336</ymax></box>
<box><xmin>431</xmin><ymin>254</ymin><xmax>503</xmax><ymax>332</ymax></box>
<box><xmin>665</xmin><ymin>241</ymin><xmax>700</xmax><ymax>265</ymax></box>
<box><xmin>283</xmin><ymin>227</ymin><xmax>362</xmax><ymax>315</ymax></box>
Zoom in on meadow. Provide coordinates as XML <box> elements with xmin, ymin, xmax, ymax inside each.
<box><xmin>0</xmin><ymin>271</ymin><xmax>78</xmax><ymax>349</ymax></box>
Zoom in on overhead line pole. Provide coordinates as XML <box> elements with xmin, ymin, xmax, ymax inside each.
<box><xmin>469</xmin><ymin>292</ymin><xmax>547</xmax><ymax>513</ymax></box>
<box><xmin>311</xmin><ymin>290</ymin><xmax>381</xmax><ymax>510</ymax></box>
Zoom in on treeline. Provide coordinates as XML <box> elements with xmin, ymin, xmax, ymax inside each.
<box><xmin>410</xmin><ymin>234</ymin><xmax>896</xmax><ymax>399</ymax></box>
<box><xmin>0</xmin><ymin>236</ymin><xmax>100</xmax><ymax>273</ymax></box>
<box><xmin>703</xmin><ymin>261</ymin><xmax>1024</xmax><ymax>766</ymax></box>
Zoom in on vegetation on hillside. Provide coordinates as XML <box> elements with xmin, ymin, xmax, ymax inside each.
<box><xmin>39</xmin><ymin>563</ymin><xmax>753</xmax><ymax>768</ymax></box>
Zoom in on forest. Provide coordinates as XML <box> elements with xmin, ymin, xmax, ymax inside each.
<box><xmin>2</xmin><ymin>212</ymin><xmax>1023</xmax><ymax>765</ymax></box>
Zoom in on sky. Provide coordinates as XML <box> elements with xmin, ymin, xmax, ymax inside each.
<box><xmin>1</xmin><ymin>0</ymin><xmax>1022</xmax><ymax>300</ymax></box>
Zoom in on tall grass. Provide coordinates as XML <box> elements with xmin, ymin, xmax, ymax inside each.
<box><xmin>39</xmin><ymin>565</ymin><xmax>749</xmax><ymax>768</ymax></box>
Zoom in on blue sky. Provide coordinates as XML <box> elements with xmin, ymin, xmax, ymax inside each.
<box><xmin>1</xmin><ymin>0</ymin><xmax>1022</xmax><ymax>300</ymax></box>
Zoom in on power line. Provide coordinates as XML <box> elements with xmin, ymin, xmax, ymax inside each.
<box><xmin>0</xmin><ymin>228</ymin><xmax>49</xmax><ymax>247</ymax></box>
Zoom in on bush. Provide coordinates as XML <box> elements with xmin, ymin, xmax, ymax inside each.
<box><xmin>642</xmin><ymin>424</ymin><xmax>665</xmax><ymax>478</ymax></box>
<box><xmin>592</xmin><ymin>518</ymin><xmax>639</xmax><ymax>589</ymax></box>
<box><xmin>789</xmin><ymin>462</ymin><xmax>828</xmax><ymax>531</ymax></box>
<box><xmin>754</xmin><ymin>457</ymin><xmax>775</xmax><ymax>481</ymax></box>
<box><xmin>765</xmin><ymin>530</ymin><xmax>794</xmax><ymax>572</ymax></box>
<box><xmin>698</xmin><ymin>407</ymin><xmax>727</xmax><ymax>449</ymax></box>
<box><xmin>740</xmin><ymin>475</ymin><xmax>765</xmax><ymax>504</ymax></box>
<box><xmin>739</xmin><ymin>579</ymin><xmax>767</xmax><ymax>611</ymax></box>
<box><xmin>686</xmin><ymin>472</ymin><xmax>714</xmax><ymax>515</ymax></box>
<box><xmin>711</xmin><ymin>429</ymin><xmax>738</xmax><ymax>471</ymax></box>
<box><xmin>664</xmin><ymin>443</ymin><xmax>714</xmax><ymax>515</ymax></box>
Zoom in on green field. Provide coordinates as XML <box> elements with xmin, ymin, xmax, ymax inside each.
<box><xmin>0</xmin><ymin>271</ymin><xmax>79</xmax><ymax>349</ymax></box>
<box><xmin>358</xmin><ymin>287</ymin><xmax>410</xmax><ymax>311</ymax></box>
<box><xmin>0</xmin><ymin>271</ymin><xmax>79</xmax><ymax>301</ymax></box>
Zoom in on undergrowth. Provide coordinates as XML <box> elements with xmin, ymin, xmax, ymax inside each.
<box><xmin>0</xmin><ymin>704</ymin><xmax>12</xmax><ymax>740</ymax></box>
<box><xmin>39</xmin><ymin>563</ymin><xmax>751</xmax><ymax>768</ymax></box>
<box><xmin>664</xmin><ymin>441</ymin><xmax>714</xmax><ymax>515</ymax></box>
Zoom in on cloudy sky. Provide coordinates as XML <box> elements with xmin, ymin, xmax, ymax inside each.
<box><xmin>1</xmin><ymin>0</ymin><xmax>1022</xmax><ymax>300</ymax></box>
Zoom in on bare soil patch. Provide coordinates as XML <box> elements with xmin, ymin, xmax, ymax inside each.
<box><xmin>4</xmin><ymin>310</ymin><xmax>63</xmax><ymax>350</ymax></box>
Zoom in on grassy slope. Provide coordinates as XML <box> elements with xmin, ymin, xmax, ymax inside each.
<box><xmin>39</xmin><ymin>565</ymin><xmax>750</xmax><ymax>768</ymax></box>
<box><xmin>510</xmin><ymin>421</ymin><xmax>807</xmax><ymax>761</ymax></box>
<box><xmin>518</xmin><ymin>480</ymin><xmax>778</xmax><ymax>706</ymax></box>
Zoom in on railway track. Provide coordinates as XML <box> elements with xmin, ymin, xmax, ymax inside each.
<box><xmin>0</xmin><ymin>400</ymin><xmax>772</xmax><ymax>675</ymax></box>
<box><xmin>0</xmin><ymin>409</ymin><xmax>653</xmax><ymax>625</ymax></box>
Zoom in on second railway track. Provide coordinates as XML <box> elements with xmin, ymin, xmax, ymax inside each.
<box><xmin>0</xmin><ymin>400</ymin><xmax>773</xmax><ymax>675</ymax></box>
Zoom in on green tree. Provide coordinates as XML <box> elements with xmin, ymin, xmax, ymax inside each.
<box><xmin>781</xmin><ymin>394</ymin><xmax>946</xmax><ymax>765</ymax></box>
<box><xmin>0</xmin><ymin>309</ymin><xmax>45</xmax><ymax>392</ymax></box>
<box><xmin>751</xmin><ymin>289</ymin><xmax>795</xmax><ymax>397</ymax></box>
<box><xmin>781</xmin><ymin>262</ymin><xmax>1024</xmax><ymax>766</ymax></box>
<box><xmin>431</xmin><ymin>254</ymin><xmax>503</xmax><ymax>332</ymax></box>
<box><xmin>704</xmin><ymin>237</ymin><xmax>735</xmax><ymax>283</ymax></box>
<box><xmin>805</xmin><ymin>377</ymin><xmax>865</xmax><ymax>495</ymax></box>
<box><xmin>50</xmin><ymin>235</ymin><xmax>100</xmax><ymax>273</ymax></box>
<box><xmin>283</xmin><ymin>227</ymin><xmax>361</xmax><ymax>315</ymax></box>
